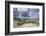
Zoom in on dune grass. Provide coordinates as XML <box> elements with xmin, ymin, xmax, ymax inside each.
<box><xmin>14</xmin><ymin>17</ymin><xmax>39</xmax><ymax>26</ymax></box>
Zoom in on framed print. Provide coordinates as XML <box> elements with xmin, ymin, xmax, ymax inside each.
<box><xmin>5</xmin><ymin>1</ymin><xmax>45</xmax><ymax>35</ymax></box>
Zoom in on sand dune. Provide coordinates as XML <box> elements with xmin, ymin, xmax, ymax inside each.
<box><xmin>16</xmin><ymin>23</ymin><xmax>39</xmax><ymax>28</ymax></box>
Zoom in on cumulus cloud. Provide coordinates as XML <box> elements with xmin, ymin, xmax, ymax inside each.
<box><xmin>13</xmin><ymin>8</ymin><xmax>39</xmax><ymax>20</ymax></box>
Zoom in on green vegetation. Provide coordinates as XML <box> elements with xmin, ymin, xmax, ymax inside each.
<box><xmin>14</xmin><ymin>17</ymin><xmax>39</xmax><ymax>26</ymax></box>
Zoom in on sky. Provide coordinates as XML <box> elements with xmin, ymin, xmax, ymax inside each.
<box><xmin>13</xmin><ymin>8</ymin><xmax>39</xmax><ymax>20</ymax></box>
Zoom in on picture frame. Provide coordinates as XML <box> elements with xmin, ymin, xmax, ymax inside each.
<box><xmin>5</xmin><ymin>1</ymin><xmax>45</xmax><ymax>35</ymax></box>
